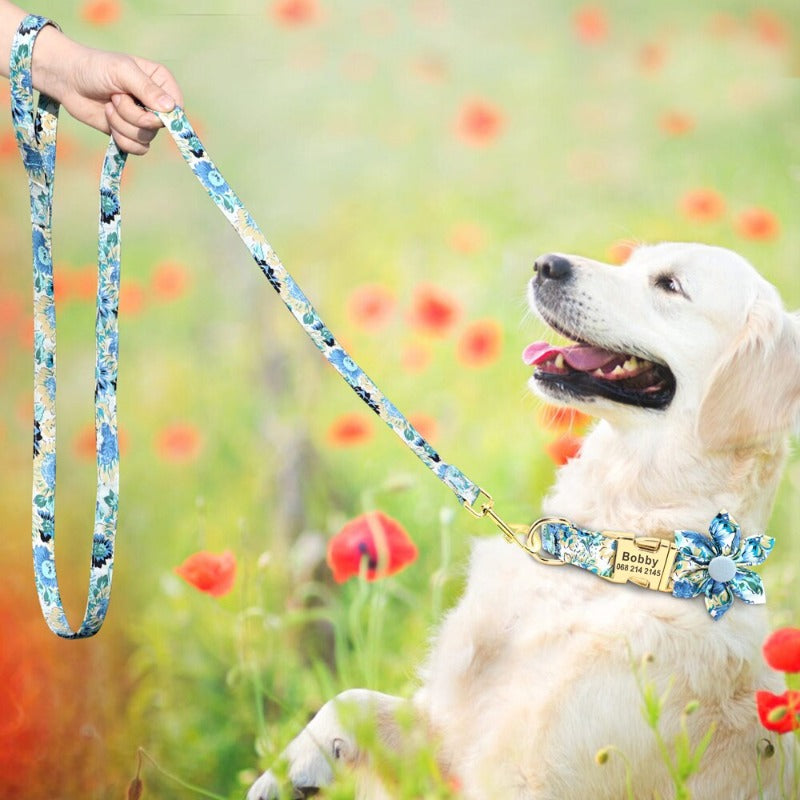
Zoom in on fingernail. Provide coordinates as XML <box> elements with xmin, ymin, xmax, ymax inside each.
<box><xmin>156</xmin><ymin>93</ymin><xmax>176</xmax><ymax>111</ymax></box>
<box><xmin>111</xmin><ymin>94</ymin><xmax>121</xmax><ymax>107</ymax></box>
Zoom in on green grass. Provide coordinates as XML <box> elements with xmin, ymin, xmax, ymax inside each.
<box><xmin>0</xmin><ymin>1</ymin><xmax>798</xmax><ymax>798</ymax></box>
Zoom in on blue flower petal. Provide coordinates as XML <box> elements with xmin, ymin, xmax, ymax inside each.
<box><xmin>674</xmin><ymin>529</ymin><xmax>717</xmax><ymax>564</ymax></box>
<box><xmin>709</xmin><ymin>511</ymin><xmax>741</xmax><ymax>556</ymax></box>
<box><xmin>730</xmin><ymin>570</ymin><xmax>767</xmax><ymax>605</ymax></box>
<box><xmin>704</xmin><ymin>582</ymin><xmax>735</xmax><ymax>620</ymax></box>
<box><xmin>673</xmin><ymin>575</ymin><xmax>709</xmax><ymax>599</ymax></box>
<box><xmin>737</xmin><ymin>534</ymin><xmax>774</xmax><ymax>567</ymax></box>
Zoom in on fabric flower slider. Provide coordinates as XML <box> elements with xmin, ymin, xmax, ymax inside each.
<box><xmin>672</xmin><ymin>511</ymin><xmax>774</xmax><ymax>620</ymax></box>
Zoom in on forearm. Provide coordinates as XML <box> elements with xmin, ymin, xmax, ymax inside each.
<box><xmin>0</xmin><ymin>0</ymin><xmax>27</xmax><ymax>77</ymax></box>
<box><xmin>0</xmin><ymin>1</ymin><xmax>83</xmax><ymax>102</ymax></box>
<box><xmin>1</xmin><ymin>0</ymin><xmax>181</xmax><ymax>154</ymax></box>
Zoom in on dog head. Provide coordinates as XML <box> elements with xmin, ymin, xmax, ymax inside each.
<box><xmin>525</xmin><ymin>242</ymin><xmax>800</xmax><ymax>449</ymax></box>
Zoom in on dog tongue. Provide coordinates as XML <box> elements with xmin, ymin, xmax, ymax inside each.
<box><xmin>522</xmin><ymin>341</ymin><xmax>620</xmax><ymax>371</ymax></box>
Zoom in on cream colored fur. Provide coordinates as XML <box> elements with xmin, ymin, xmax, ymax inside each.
<box><xmin>249</xmin><ymin>242</ymin><xmax>800</xmax><ymax>800</ymax></box>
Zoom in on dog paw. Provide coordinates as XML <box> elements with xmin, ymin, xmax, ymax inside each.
<box><xmin>246</xmin><ymin>768</ymin><xmax>324</xmax><ymax>800</ymax></box>
<box><xmin>246</xmin><ymin>769</ymin><xmax>281</xmax><ymax>800</ymax></box>
<box><xmin>246</xmin><ymin>715</ymin><xmax>354</xmax><ymax>799</ymax></box>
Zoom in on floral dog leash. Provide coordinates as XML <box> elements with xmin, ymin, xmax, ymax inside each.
<box><xmin>12</xmin><ymin>16</ymin><xmax>773</xmax><ymax>637</ymax></box>
<box><xmin>12</xmin><ymin>15</ymin><xmax>125</xmax><ymax>638</ymax></box>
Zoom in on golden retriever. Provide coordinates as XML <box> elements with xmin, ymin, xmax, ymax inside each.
<box><xmin>249</xmin><ymin>242</ymin><xmax>800</xmax><ymax>800</ymax></box>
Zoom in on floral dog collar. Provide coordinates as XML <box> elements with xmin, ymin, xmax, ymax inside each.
<box><xmin>528</xmin><ymin>511</ymin><xmax>774</xmax><ymax>620</ymax></box>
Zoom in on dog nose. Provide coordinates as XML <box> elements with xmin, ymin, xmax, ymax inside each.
<box><xmin>534</xmin><ymin>254</ymin><xmax>573</xmax><ymax>282</ymax></box>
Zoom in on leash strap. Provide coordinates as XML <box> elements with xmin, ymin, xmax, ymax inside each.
<box><xmin>151</xmin><ymin>106</ymin><xmax>482</xmax><ymax>509</ymax></box>
<box><xmin>11</xmin><ymin>15</ymin><xmax>127</xmax><ymax>638</ymax></box>
<box><xmin>11</xmin><ymin>18</ymin><xmax>481</xmax><ymax>638</ymax></box>
<box><xmin>538</xmin><ymin>519</ymin><xmax>618</xmax><ymax>579</ymax></box>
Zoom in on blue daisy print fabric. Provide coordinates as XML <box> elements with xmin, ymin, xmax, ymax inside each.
<box><xmin>152</xmin><ymin>105</ymin><xmax>482</xmax><ymax>508</ymax></box>
<box><xmin>671</xmin><ymin>511</ymin><xmax>774</xmax><ymax>620</ymax></box>
<box><xmin>12</xmin><ymin>14</ymin><xmax>126</xmax><ymax>638</ymax></box>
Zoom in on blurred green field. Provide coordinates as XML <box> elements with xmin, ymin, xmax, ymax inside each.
<box><xmin>0</xmin><ymin>1</ymin><xmax>798</xmax><ymax>798</ymax></box>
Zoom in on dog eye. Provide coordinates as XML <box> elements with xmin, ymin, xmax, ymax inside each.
<box><xmin>654</xmin><ymin>273</ymin><xmax>683</xmax><ymax>295</ymax></box>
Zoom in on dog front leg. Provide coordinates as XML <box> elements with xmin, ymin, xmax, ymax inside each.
<box><xmin>247</xmin><ymin>688</ymin><xmax>405</xmax><ymax>800</ymax></box>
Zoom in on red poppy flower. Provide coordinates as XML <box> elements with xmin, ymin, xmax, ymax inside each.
<box><xmin>707</xmin><ymin>13</ymin><xmax>739</xmax><ymax>38</ymax></box>
<box><xmin>573</xmin><ymin>6</ymin><xmax>608</xmax><ymax>44</ymax></box>
<box><xmin>119</xmin><ymin>281</ymin><xmax>145</xmax><ymax>316</ymax></box>
<box><xmin>80</xmin><ymin>0</ymin><xmax>121</xmax><ymax>26</ymax></box>
<box><xmin>411</xmin><ymin>55</ymin><xmax>448</xmax><ymax>84</ymax></box>
<box><xmin>151</xmin><ymin>260</ymin><xmax>189</xmax><ymax>301</ymax></box>
<box><xmin>327</xmin><ymin>511</ymin><xmax>418</xmax><ymax>583</ymax></box>
<box><xmin>756</xmin><ymin>690</ymin><xmax>800</xmax><ymax>734</ymax></box>
<box><xmin>327</xmin><ymin>413</ymin><xmax>373</xmax><ymax>447</ymax></box>
<box><xmin>408</xmin><ymin>413</ymin><xmax>437</xmax><ymax>443</ymax></box>
<box><xmin>539</xmin><ymin>405</ymin><xmax>591</xmax><ymax>432</ymax></box>
<box><xmin>659</xmin><ymin>111</ymin><xmax>694</xmax><ymax>137</ymax></box>
<box><xmin>607</xmin><ymin>239</ymin><xmax>637</xmax><ymax>265</ymax></box>
<box><xmin>735</xmin><ymin>208</ymin><xmax>780</xmax><ymax>241</ymax></box>
<box><xmin>175</xmin><ymin>550</ymin><xmax>236</xmax><ymax>597</ymax></box>
<box><xmin>638</xmin><ymin>42</ymin><xmax>666</xmax><ymax>73</ymax></box>
<box><xmin>0</xmin><ymin>291</ymin><xmax>22</xmax><ymax>334</ymax></box>
<box><xmin>409</xmin><ymin>284</ymin><xmax>460</xmax><ymax>337</ymax></box>
<box><xmin>751</xmin><ymin>10</ymin><xmax>789</xmax><ymax>47</ymax></box>
<box><xmin>546</xmin><ymin>434</ymin><xmax>583</xmax><ymax>466</ymax></box>
<box><xmin>156</xmin><ymin>423</ymin><xmax>203</xmax><ymax>462</ymax></box>
<box><xmin>71</xmin><ymin>266</ymin><xmax>97</xmax><ymax>302</ymax></box>
<box><xmin>455</xmin><ymin>100</ymin><xmax>505</xmax><ymax>147</ymax></box>
<box><xmin>16</xmin><ymin>317</ymin><xmax>33</xmax><ymax>350</ymax></box>
<box><xmin>448</xmin><ymin>222</ymin><xmax>487</xmax><ymax>255</ymax></box>
<box><xmin>0</xmin><ymin>130</ymin><xmax>17</xmax><ymax>160</ymax></box>
<box><xmin>342</xmin><ymin>52</ymin><xmax>378</xmax><ymax>82</ymax></box>
<box><xmin>52</xmin><ymin>267</ymin><xmax>72</xmax><ymax>304</ymax></box>
<box><xmin>456</xmin><ymin>319</ymin><xmax>502</xmax><ymax>368</ymax></box>
<box><xmin>412</xmin><ymin>0</ymin><xmax>449</xmax><ymax>27</ymax></box>
<box><xmin>763</xmin><ymin>628</ymin><xmax>800</xmax><ymax>673</ymax></box>
<box><xmin>680</xmin><ymin>188</ymin><xmax>726</xmax><ymax>222</ymax></box>
<box><xmin>347</xmin><ymin>285</ymin><xmax>395</xmax><ymax>330</ymax></box>
<box><xmin>400</xmin><ymin>341</ymin><xmax>432</xmax><ymax>373</ymax></box>
<box><xmin>55</xmin><ymin>132</ymin><xmax>79</xmax><ymax>163</ymax></box>
<box><xmin>73</xmin><ymin>424</ymin><xmax>129</xmax><ymax>461</ymax></box>
<box><xmin>361</xmin><ymin>7</ymin><xmax>395</xmax><ymax>37</ymax></box>
<box><xmin>0</xmin><ymin>581</ymin><xmax>128</xmax><ymax>796</ymax></box>
<box><xmin>270</xmin><ymin>0</ymin><xmax>321</xmax><ymax>27</ymax></box>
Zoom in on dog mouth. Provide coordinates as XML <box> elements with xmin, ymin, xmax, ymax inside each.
<box><xmin>523</xmin><ymin>340</ymin><xmax>676</xmax><ymax>410</ymax></box>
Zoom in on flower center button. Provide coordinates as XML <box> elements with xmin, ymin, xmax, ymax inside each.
<box><xmin>708</xmin><ymin>555</ymin><xmax>737</xmax><ymax>583</ymax></box>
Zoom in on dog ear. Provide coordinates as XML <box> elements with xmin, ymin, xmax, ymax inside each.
<box><xmin>697</xmin><ymin>304</ymin><xmax>800</xmax><ymax>450</ymax></box>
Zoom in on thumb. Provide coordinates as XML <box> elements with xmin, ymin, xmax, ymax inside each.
<box><xmin>116</xmin><ymin>57</ymin><xmax>177</xmax><ymax>113</ymax></box>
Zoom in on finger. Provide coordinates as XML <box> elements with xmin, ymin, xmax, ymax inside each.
<box><xmin>133</xmin><ymin>58</ymin><xmax>184</xmax><ymax>109</ymax></box>
<box><xmin>114</xmin><ymin>56</ymin><xmax>178</xmax><ymax>114</ymax></box>
<box><xmin>111</xmin><ymin>92</ymin><xmax>163</xmax><ymax>129</ymax></box>
<box><xmin>105</xmin><ymin>102</ymin><xmax>157</xmax><ymax>154</ymax></box>
<box><xmin>110</xmin><ymin>125</ymin><xmax>150</xmax><ymax>156</ymax></box>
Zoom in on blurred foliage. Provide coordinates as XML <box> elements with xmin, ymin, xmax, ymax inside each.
<box><xmin>0</xmin><ymin>1</ymin><xmax>798</xmax><ymax>798</ymax></box>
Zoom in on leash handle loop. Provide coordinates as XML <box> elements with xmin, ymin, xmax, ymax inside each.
<box><xmin>11</xmin><ymin>15</ymin><xmax>127</xmax><ymax>638</ymax></box>
<box><xmin>152</xmin><ymin>105</ymin><xmax>483</xmax><ymax>509</ymax></box>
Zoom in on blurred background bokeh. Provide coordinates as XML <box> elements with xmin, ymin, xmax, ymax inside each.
<box><xmin>0</xmin><ymin>1</ymin><xmax>798</xmax><ymax>797</ymax></box>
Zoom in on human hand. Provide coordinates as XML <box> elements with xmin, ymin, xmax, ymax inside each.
<box><xmin>33</xmin><ymin>26</ymin><xmax>183</xmax><ymax>155</ymax></box>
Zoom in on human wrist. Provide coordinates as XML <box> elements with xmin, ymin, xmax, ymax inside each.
<box><xmin>30</xmin><ymin>23</ymin><xmax>82</xmax><ymax>103</ymax></box>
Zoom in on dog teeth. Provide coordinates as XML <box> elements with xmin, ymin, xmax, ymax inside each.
<box><xmin>622</xmin><ymin>357</ymin><xmax>638</xmax><ymax>372</ymax></box>
<box><xmin>590</xmin><ymin>356</ymin><xmax>655</xmax><ymax>380</ymax></box>
<box><xmin>554</xmin><ymin>354</ymin><xmax>565</xmax><ymax>369</ymax></box>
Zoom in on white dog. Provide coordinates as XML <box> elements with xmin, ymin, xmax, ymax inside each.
<box><xmin>249</xmin><ymin>243</ymin><xmax>800</xmax><ymax>799</ymax></box>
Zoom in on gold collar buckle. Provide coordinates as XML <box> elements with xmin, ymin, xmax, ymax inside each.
<box><xmin>603</xmin><ymin>533</ymin><xmax>678</xmax><ymax>593</ymax></box>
